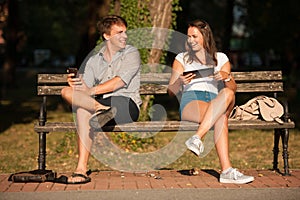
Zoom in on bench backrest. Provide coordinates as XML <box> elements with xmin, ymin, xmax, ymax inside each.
<box><xmin>37</xmin><ymin>70</ymin><xmax>283</xmax><ymax>96</ymax></box>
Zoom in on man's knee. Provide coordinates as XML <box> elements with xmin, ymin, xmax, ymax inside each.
<box><xmin>61</xmin><ymin>87</ymin><xmax>72</xmax><ymax>100</ymax></box>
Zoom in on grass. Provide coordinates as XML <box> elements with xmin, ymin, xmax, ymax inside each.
<box><xmin>0</xmin><ymin>69</ymin><xmax>299</xmax><ymax>174</ymax></box>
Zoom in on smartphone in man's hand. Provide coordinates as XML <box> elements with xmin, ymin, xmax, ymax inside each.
<box><xmin>67</xmin><ymin>67</ymin><xmax>78</xmax><ymax>78</ymax></box>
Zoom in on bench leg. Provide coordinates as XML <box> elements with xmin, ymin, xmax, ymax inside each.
<box><xmin>8</xmin><ymin>131</ymin><xmax>57</xmax><ymax>182</ymax></box>
<box><xmin>272</xmin><ymin>129</ymin><xmax>280</xmax><ymax>172</ymax></box>
<box><xmin>38</xmin><ymin>132</ymin><xmax>47</xmax><ymax>170</ymax></box>
<box><xmin>280</xmin><ymin>99</ymin><xmax>291</xmax><ymax>176</ymax></box>
<box><xmin>281</xmin><ymin>128</ymin><xmax>291</xmax><ymax>176</ymax></box>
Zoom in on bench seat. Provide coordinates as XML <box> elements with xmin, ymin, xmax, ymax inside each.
<box><xmin>34</xmin><ymin>120</ymin><xmax>295</xmax><ymax>133</ymax></box>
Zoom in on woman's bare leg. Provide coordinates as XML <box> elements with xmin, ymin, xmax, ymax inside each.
<box><xmin>214</xmin><ymin>114</ymin><xmax>231</xmax><ymax>171</ymax></box>
<box><xmin>181</xmin><ymin>87</ymin><xmax>235</xmax><ymax>172</ymax></box>
<box><xmin>181</xmin><ymin>88</ymin><xmax>235</xmax><ymax>139</ymax></box>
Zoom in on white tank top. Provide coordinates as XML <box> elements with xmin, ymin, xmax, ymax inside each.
<box><xmin>175</xmin><ymin>52</ymin><xmax>229</xmax><ymax>94</ymax></box>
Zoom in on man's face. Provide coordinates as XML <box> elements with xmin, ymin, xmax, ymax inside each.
<box><xmin>105</xmin><ymin>24</ymin><xmax>127</xmax><ymax>50</ymax></box>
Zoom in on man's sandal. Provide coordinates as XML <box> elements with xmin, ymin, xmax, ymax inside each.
<box><xmin>67</xmin><ymin>173</ymin><xmax>91</xmax><ymax>184</ymax></box>
<box><xmin>54</xmin><ymin>172</ymin><xmax>91</xmax><ymax>184</ymax></box>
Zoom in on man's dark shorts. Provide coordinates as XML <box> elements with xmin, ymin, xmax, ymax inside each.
<box><xmin>95</xmin><ymin>95</ymin><xmax>139</xmax><ymax>125</ymax></box>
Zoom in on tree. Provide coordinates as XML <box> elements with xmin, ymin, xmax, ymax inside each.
<box><xmin>148</xmin><ymin>0</ymin><xmax>173</xmax><ymax>69</ymax></box>
<box><xmin>76</xmin><ymin>0</ymin><xmax>111</xmax><ymax>65</ymax></box>
<box><xmin>1</xmin><ymin>0</ymin><xmax>19</xmax><ymax>98</ymax></box>
<box><xmin>246</xmin><ymin>0</ymin><xmax>300</xmax><ymax>68</ymax></box>
<box><xmin>107</xmin><ymin>0</ymin><xmax>180</xmax><ymax>119</ymax></box>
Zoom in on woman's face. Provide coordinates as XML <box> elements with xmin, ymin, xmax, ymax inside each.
<box><xmin>187</xmin><ymin>26</ymin><xmax>204</xmax><ymax>52</ymax></box>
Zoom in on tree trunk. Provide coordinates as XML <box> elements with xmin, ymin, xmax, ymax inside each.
<box><xmin>147</xmin><ymin>0</ymin><xmax>173</xmax><ymax>72</ymax></box>
<box><xmin>113</xmin><ymin>0</ymin><xmax>121</xmax><ymax>15</ymax></box>
<box><xmin>140</xmin><ymin>0</ymin><xmax>173</xmax><ymax>118</ymax></box>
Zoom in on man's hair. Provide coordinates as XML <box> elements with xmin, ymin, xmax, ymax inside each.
<box><xmin>97</xmin><ymin>15</ymin><xmax>127</xmax><ymax>40</ymax></box>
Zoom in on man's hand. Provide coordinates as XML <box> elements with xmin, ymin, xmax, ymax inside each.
<box><xmin>67</xmin><ymin>73</ymin><xmax>82</xmax><ymax>87</ymax></box>
<box><xmin>67</xmin><ymin>74</ymin><xmax>94</xmax><ymax>96</ymax></box>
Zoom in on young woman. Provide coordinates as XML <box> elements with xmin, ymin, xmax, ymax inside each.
<box><xmin>168</xmin><ymin>19</ymin><xmax>254</xmax><ymax>184</ymax></box>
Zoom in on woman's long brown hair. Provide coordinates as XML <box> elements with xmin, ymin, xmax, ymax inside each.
<box><xmin>184</xmin><ymin>20</ymin><xmax>218</xmax><ymax>66</ymax></box>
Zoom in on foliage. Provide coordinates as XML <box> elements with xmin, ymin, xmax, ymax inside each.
<box><xmin>109</xmin><ymin>132</ymin><xmax>156</xmax><ymax>152</ymax></box>
<box><xmin>246</xmin><ymin>0</ymin><xmax>300</xmax><ymax>55</ymax></box>
<box><xmin>55</xmin><ymin>132</ymin><xmax>76</xmax><ymax>154</ymax></box>
<box><xmin>106</xmin><ymin>0</ymin><xmax>181</xmax><ymax>68</ymax></box>
<box><xmin>18</xmin><ymin>0</ymin><xmax>88</xmax><ymax>60</ymax></box>
<box><xmin>119</xmin><ymin>0</ymin><xmax>152</xmax><ymax>67</ymax></box>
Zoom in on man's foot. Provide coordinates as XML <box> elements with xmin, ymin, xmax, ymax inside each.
<box><xmin>185</xmin><ymin>135</ymin><xmax>204</xmax><ymax>157</ymax></box>
<box><xmin>89</xmin><ymin>107</ymin><xmax>117</xmax><ymax>129</ymax></box>
<box><xmin>54</xmin><ymin>171</ymin><xmax>91</xmax><ymax>184</ymax></box>
<box><xmin>219</xmin><ymin>168</ymin><xmax>254</xmax><ymax>184</ymax></box>
<box><xmin>67</xmin><ymin>172</ymin><xmax>91</xmax><ymax>184</ymax></box>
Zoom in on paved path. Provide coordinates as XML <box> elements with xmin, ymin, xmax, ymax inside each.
<box><xmin>1</xmin><ymin>169</ymin><xmax>300</xmax><ymax>200</ymax></box>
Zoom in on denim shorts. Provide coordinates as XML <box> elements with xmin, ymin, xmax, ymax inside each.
<box><xmin>180</xmin><ymin>90</ymin><xmax>217</xmax><ymax>115</ymax></box>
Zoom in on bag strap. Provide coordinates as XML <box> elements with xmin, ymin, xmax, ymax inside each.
<box><xmin>257</xmin><ymin>96</ymin><xmax>284</xmax><ymax>124</ymax></box>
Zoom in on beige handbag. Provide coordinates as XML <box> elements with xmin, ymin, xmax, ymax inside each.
<box><xmin>229</xmin><ymin>95</ymin><xmax>284</xmax><ymax>124</ymax></box>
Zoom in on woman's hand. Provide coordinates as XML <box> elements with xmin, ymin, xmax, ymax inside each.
<box><xmin>213</xmin><ymin>70</ymin><xmax>230</xmax><ymax>81</ymax></box>
<box><xmin>180</xmin><ymin>72</ymin><xmax>195</xmax><ymax>85</ymax></box>
<box><xmin>214</xmin><ymin>70</ymin><xmax>237</xmax><ymax>93</ymax></box>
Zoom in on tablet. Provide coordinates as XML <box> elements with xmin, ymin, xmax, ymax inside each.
<box><xmin>183</xmin><ymin>68</ymin><xmax>214</xmax><ymax>78</ymax></box>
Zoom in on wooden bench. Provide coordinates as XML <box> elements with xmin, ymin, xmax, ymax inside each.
<box><xmin>34</xmin><ymin>70</ymin><xmax>295</xmax><ymax>177</ymax></box>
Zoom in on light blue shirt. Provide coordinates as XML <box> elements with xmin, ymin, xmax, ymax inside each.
<box><xmin>82</xmin><ymin>44</ymin><xmax>142</xmax><ymax>107</ymax></box>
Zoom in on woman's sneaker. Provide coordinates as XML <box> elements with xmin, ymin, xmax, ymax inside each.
<box><xmin>220</xmin><ymin>168</ymin><xmax>254</xmax><ymax>184</ymax></box>
<box><xmin>185</xmin><ymin>135</ymin><xmax>204</xmax><ymax>156</ymax></box>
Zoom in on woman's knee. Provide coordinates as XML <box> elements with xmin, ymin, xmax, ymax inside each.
<box><xmin>220</xmin><ymin>87</ymin><xmax>235</xmax><ymax>102</ymax></box>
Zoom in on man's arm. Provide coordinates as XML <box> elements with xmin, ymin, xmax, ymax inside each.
<box><xmin>89</xmin><ymin>77</ymin><xmax>125</xmax><ymax>96</ymax></box>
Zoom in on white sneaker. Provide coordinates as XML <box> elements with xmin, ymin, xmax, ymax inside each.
<box><xmin>220</xmin><ymin>168</ymin><xmax>254</xmax><ymax>184</ymax></box>
<box><xmin>185</xmin><ymin>135</ymin><xmax>204</xmax><ymax>156</ymax></box>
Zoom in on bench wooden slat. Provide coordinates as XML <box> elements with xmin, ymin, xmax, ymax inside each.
<box><xmin>38</xmin><ymin>74</ymin><xmax>69</xmax><ymax>84</ymax></box>
<box><xmin>37</xmin><ymin>73</ymin><xmax>171</xmax><ymax>84</ymax></box>
<box><xmin>232</xmin><ymin>70</ymin><xmax>282</xmax><ymax>81</ymax></box>
<box><xmin>235</xmin><ymin>82</ymin><xmax>283</xmax><ymax>92</ymax></box>
<box><xmin>34</xmin><ymin>120</ymin><xmax>295</xmax><ymax>133</ymax></box>
<box><xmin>37</xmin><ymin>71</ymin><xmax>282</xmax><ymax>84</ymax></box>
<box><xmin>36</xmin><ymin>84</ymin><xmax>169</xmax><ymax>95</ymax></box>
<box><xmin>37</xmin><ymin>81</ymin><xmax>283</xmax><ymax>96</ymax></box>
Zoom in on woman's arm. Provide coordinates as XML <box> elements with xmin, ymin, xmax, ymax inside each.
<box><xmin>168</xmin><ymin>59</ymin><xmax>183</xmax><ymax>96</ymax></box>
<box><xmin>168</xmin><ymin>59</ymin><xmax>195</xmax><ymax>96</ymax></box>
<box><xmin>215</xmin><ymin>61</ymin><xmax>237</xmax><ymax>93</ymax></box>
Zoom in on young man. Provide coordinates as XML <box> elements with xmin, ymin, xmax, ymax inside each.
<box><xmin>61</xmin><ymin>15</ymin><xmax>141</xmax><ymax>184</ymax></box>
